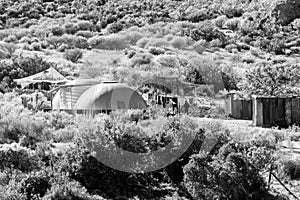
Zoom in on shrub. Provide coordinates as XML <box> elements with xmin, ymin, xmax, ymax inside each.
<box><xmin>63</xmin><ymin>48</ymin><xmax>83</xmax><ymax>63</ymax></box>
<box><xmin>106</xmin><ymin>22</ymin><xmax>123</xmax><ymax>33</ymax></box>
<box><xmin>185</xmin><ymin>67</ymin><xmax>205</xmax><ymax>84</ymax></box>
<box><xmin>213</xmin><ymin>15</ymin><xmax>228</xmax><ymax>28</ymax></box>
<box><xmin>88</xmin><ymin>35</ymin><xmax>128</xmax><ymax>50</ymax></box>
<box><xmin>50</xmin><ymin>26</ymin><xmax>65</xmax><ymax>36</ymax></box>
<box><xmin>130</xmin><ymin>53</ymin><xmax>153</xmax><ymax>67</ymax></box>
<box><xmin>241</xmin><ymin>64</ymin><xmax>300</xmax><ymax>96</ymax></box>
<box><xmin>184</xmin><ymin>152</ymin><xmax>270</xmax><ymax>200</ymax></box>
<box><xmin>148</xmin><ymin>47</ymin><xmax>165</xmax><ymax>55</ymax></box>
<box><xmin>0</xmin><ymin>55</ymin><xmax>56</xmax><ymax>83</ymax></box>
<box><xmin>189</xmin><ymin>57</ymin><xmax>224</xmax><ymax>93</ymax></box>
<box><xmin>74</xmin><ymin>20</ymin><xmax>93</xmax><ymax>31</ymax></box>
<box><xmin>220</xmin><ymin>70</ymin><xmax>239</xmax><ymax>91</ymax></box>
<box><xmin>190</xmin><ymin>21</ymin><xmax>217</xmax><ymax>41</ymax></box>
<box><xmin>126</xmin><ymin>50</ymin><xmax>136</xmax><ymax>58</ymax></box>
<box><xmin>19</xmin><ymin>36</ymin><xmax>32</xmax><ymax>44</ymax></box>
<box><xmin>170</xmin><ymin>36</ymin><xmax>187</xmax><ymax>49</ymax></box>
<box><xmin>292</xmin><ymin>18</ymin><xmax>300</xmax><ymax>31</ymax></box>
<box><xmin>279</xmin><ymin>158</ymin><xmax>300</xmax><ymax>180</ymax></box>
<box><xmin>144</xmin><ymin>38</ymin><xmax>169</xmax><ymax>49</ymax></box>
<box><xmin>20</xmin><ymin>171</ymin><xmax>51</xmax><ymax>199</ymax></box>
<box><xmin>0</xmin><ymin>143</ymin><xmax>38</xmax><ymax>172</ymax></box>
<box><xmin>3</xmin><ymin>35</ymin><xmax>18</xmax><ymax>43</ymax></box>
<box><xmin>164</xmin><ymin>34</ymin><xmax>174</xmax><ymax>42</ymax></box>
<box><xmin>73</xmin><ymin>36</ymin><xmax>89</xmax><ymax>49</ymax></box>
<box><xmin>136</xmin><ymin>37</ymin><xmax>150</xmax><ymax>48</ymax></box>
<box><xmin>22</xmin><ymin>43</ymin><xmax>30</xmax><ymax>50</ymax></box>
<box><xmin>57</xmin><ymin>44</ymin><xmax>69</xmax><ymax>52</ymax></box>
<box><xmin>64</xmin><ymin>23</ymin><xmax>77</xmax><ymax>34</ymax></box>
<box><xmin>153</xmin><ymin>54</ymin><xmax>180</xmax><ymax>68</ymax></box>
<box><xmin>224</xmin><ymin>17</ymin><xmax>240</xmax><ymax>31</ymax></box>
<box><xmin>241</xmin><ymin>53</ymin><xmax>256</xmax><ymax>63</ymax></box>
<box><xmin>186</xmin><ymin>8</ymin><xmax>209</xmax><ymax>22</ymax></box>
<box><xmin>0</xmin><ymin>42</ymin><xmax>18</xmax><ymax>58</ymax></box>
<box><xmin>46</xmin><ymin>36</ymin><xmax>64</xmax><ymax>49</ymax></box>
<box><xmin>239</xmin><ymin>19</ymin><xmax>257</xmax><ymax>35</ymax></box>
<box><xmin>75</xmin><ymin>30</ymin><xmax>95</xmax><ymax>38</ymax></box>
<box><xmin>210</xmin><ymin>38</ymin><xmax>222</xmax><ymax>48</ymax></box>
<box><xmin>30</xmin><ymin>42</ymin><xmax>42</xmax><ymax>51</ymax></box>
<box><xmin>124</xmin><ymin>31</ymin><xmax>143</xmax><ymax>45</ymax></box>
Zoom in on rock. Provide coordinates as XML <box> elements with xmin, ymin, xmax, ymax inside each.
<box><xmin>272</xmin><ymin>0</ymin><xmax>300</xmax><ymax>25</ymax></box>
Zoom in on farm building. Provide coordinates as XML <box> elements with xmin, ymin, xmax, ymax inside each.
<box><xmin>52</xmin><ymin>79</ymin><xmax>147</xmax><ymax>116</ymax></box>
<box><xmin>14</xmin><ymin>67</ymin><xmax>68</xmax><ymax>90</ymax></box>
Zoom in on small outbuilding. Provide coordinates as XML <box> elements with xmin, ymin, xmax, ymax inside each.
<box><xmin>52</xmin><ymin>80</ymin><xmax>147</xmax><ymax>116</ymax></box>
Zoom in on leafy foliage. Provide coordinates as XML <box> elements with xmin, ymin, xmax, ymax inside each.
<box><xmin>241</xmin><ymin>64</ymin><xmax>300</xmax><ymax>96</ymax></box>
<box><xmin>64</xmin><ymin>48</ymin><xmax>83</xmax><ymax>63</ymax></box>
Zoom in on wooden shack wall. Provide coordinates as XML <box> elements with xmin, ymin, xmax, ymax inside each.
<box><xmin>253</xmin><ymin>97</ymin><xmax>300</xmax><ymax>128</ymax></box>
<box><xmin>225</xmin><ymin>94</ymin><xmax>252</xmax><ymax>120</ymax></box>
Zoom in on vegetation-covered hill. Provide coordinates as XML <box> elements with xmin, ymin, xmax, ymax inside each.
<box><xmin>0</xmin><ymin>1</ymin><xmax>300</xmax><ymax>200</ymax></box>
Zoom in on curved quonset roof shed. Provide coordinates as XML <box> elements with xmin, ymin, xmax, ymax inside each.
<box><xmin>75</xmin><ymin>83</ymin><xmax>147</xmax><ymax>111</ymax></box>
<box><xmin>52</xmin><ymin>78</ymin><xmax>99</xmax><ymax>110</ymax></box>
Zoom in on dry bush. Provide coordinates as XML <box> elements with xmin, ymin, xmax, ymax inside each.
<box><xmin>213</xmin><ymin>15</ymin><xmax>229</xmax><ymax>28</ymax></box>
<box><xmin>30</xmin><ymin>42</ymin><xmax>42</xmax><ymax>51</ymax></box>
<box><xmin>3</xmin><ymin>35</ymin><xmax>18</xmax><ymax>43</ymax></box>
<box><xmin>170</xmin><ymin>36</ymin><xmax>188</xmax><ymax>49</ymax></box>
<box><xmin>88</xmin><ymin>34</ymin><xmax>129</xmax><ymax>50</ymax></box>
<box><xmin>75</xmin><ymin>30</ymin><xmax>95</xmax><ymax>38</ymax></box>
<box><xmin>164</xmin><ymin>34</ymin><xmax>174</xmax><ymax>42</ymax></box>
<box><xmin>153</xmin><ymin>54</ymin><xmax>180</xmax><ymax>68</ymax></box>
<box><xmin>123</xmin><ymin>31</ymin><xmax>144</xmax><ymax>45</ymax></box>
<box><xmin>74</xmin><ymin>20</ymin><xmax>93</xmax><ymax>31</ymax></box>
<box><xmin>130</xmin><ymin>53</ymin><xmax>153</xmax><ymax>68</ymax></box>
<box><xmin>224</xmin><ymin>17</ymin><xmax>241</xmax><ymax>31</ymax></box>
<box><xmin>144</xmin><ymin>38</ymin><xmax>170</xmax><ymax>49</ymax></box>
<box><xmin>136</xmin><ymin>37</ymin><xmax>150</xmax><ymax>48</ymax></box>
<box><xmin>241</xmin><ymin>53</ymin><xmax>256</xmax><ymax>64</ymax></box>
<box><xmin>63</xmin><ymin>48</ymin><xmax>83</xmax><ymax>63</ymax></box>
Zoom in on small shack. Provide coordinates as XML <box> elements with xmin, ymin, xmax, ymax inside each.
<box><xmin>224</xmin><ymin>92</ymin><xmax>252</xmax><ymax>120</ymax></box>
<box><xmin>253</xmin><ymin>96</ymin><xmax>300</xmax><ymax>128</ymax></box>
<box><xmin>14</xmin><ymin>67</ymin><xmax>68</xmax><ymax>90</ymax></box>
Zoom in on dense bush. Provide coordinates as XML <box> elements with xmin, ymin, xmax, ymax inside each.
<box><xmin>136</xmin><ymin>37</ymin><xmax>150</xmax><ymax>48</ymax></box>
<box><xmin>64</xmin><ymin>48</ymin><xmax>83</xmax><ymax>63</ymax></box>
<box><xmin>0</xmin><ymin>55</ymin><xmax>56</xmax><ymax>83</ymax></box>
<box><xmin>130</xmin><ymin>53</ymin><xmax>153</xmax><ymax>67</ymax></box>
<box><xmin>50</xmin><ymin>26</ymin><xmax>65</xmax><ymax>36</ymax></box>
<box><xmin>148</xmin><ymin>47</ymin><xmax>165</xmax><ymax>55</ymax></box>
<box><xmin>0</xmin><ymin>143</ymin><xmax>38</xmax><ymax>172</ymax></box>
<box><xmin>184</xmin><ymin>152</ymin><xmax>270</xmax><ymax>200</ymax></box>
<box><xmin>74</xmin><ymin>21</ymin><xmax>93</xmax><ymax>31</ymax></box>
<box><xmin>241</xmin><ymin>64</ymin><xmax>300</xmax><ymax>96</ymax></box>
<box><xmin>20</xmin><ymin>171</ymin><xmax>51</xmax><ymax>199</ymax></box>
<box><xmin>185</xmin><ymin>67</ymin><xmax>206</xmax><ymax>84</ymax></box>
<box><xmin>170</xmin><ymin>36</ymin><xmax>188</xmax><ymax>49</ymax></box>
<box><xmin>144</xmin><ymin>38</ymin><xmax>169</xmax><ymax>49</ymax></box>
<box><xmin>88</xmin><ymin>35</ymin><xmax>128</xmax><ymax>50</ymax></box>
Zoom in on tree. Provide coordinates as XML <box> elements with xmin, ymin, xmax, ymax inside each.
<box><xmin>185</xmin><ymin>67</ymin><xmax>205</xmax><ymax>84</ymax></box>
<box><xmin>241</xmin><ymin>64</ymin><xmax>300</xmax><ymax>96</ymax></box>
<box><xmin>221</xmin><ymin>71</ymin><xmax>239</xmax><ymax>91</ymax></box>
<box><xmin>0</xmin><ymin>42</ymin><xmax>18</xmax><ymax>58</ymax></box>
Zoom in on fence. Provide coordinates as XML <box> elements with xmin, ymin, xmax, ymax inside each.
<box><xmin>225</xmin><ymin>93</ymin><xmax>252</xmax><ymax>120</ymax></box>
<box><xmin>253</xmin><ymin>96</ymin><xmax>300</xmax><ymax>128</ymax></box>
